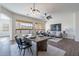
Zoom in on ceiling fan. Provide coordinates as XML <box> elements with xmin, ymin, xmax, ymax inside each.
<box><xmin>44</xmin><ymin>13</ymin><xmax>52</xmax><ymax>20</ymax></box>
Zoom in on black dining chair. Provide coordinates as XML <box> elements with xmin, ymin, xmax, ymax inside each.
<box><xmin>15</xmin><ymin>36</ymin><xmax>33</xmax><ymax>56</ymax></box>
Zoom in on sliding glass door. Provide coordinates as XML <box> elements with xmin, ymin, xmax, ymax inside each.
<box><xmin>0</xmin><ymin>13</ymin><xmax>11</xmax><ymax>37</ymax></box>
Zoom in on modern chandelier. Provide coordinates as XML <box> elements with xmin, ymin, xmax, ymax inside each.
<box><xmin>30</xmin><ymin>3</ymin><xmax>52</xmax><ymax>20</ymax></box>
<box><xmin>30</xmin><ymin>3</ymin><xmax>40</xmax><ymax>15</ymax></box>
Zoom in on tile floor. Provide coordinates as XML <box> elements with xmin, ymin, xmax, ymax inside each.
<box><xmin>0</xmin><ymin>37</ymin><xmax>65</xmax><ymax>56</ymax></box>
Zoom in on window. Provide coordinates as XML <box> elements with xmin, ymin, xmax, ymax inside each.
<box><xmin>0</xmin><ymin>13</ymin><xmax>10</xmax><ymax>36</ymax></box>
<box><xmin>16</xmin><ymin>21</ymin><xmax>33</xmax><ymax>30</ymax></box>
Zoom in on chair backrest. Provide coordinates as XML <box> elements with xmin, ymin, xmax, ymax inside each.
<box><xmin>15</xmin><ymin>36</ymin><xmax>22</xmax><ymax>45</ymax></box>
<box><xmin>24</xmin><ymin>38</ymin><xmax>32</xmax><ymax>45</ymax></box>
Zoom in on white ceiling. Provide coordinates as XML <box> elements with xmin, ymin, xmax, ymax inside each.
<box><xmin>1</xmin><ymin>3</ymin><xmax>79</xmax><ymax>19</ymax></box>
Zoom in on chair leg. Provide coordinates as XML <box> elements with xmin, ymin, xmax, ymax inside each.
<box><xmin>18</xmin><ymin>46</ymin><xmax>22</xmax><ymax>55</ymax></box>
<box><xmin>20</xmin><ymin>49</ymin><xmax>22</xmax><ymax>55</ymax></box>
<box><xmin>27</xmin><ymin>48</ymin><xmax>29</xmax><ymax>52</ymax></box>
<box><xmin>29</xmin><ymin>47</ymin><xmax>33</xmax><ymax>55</ymax></box>
<box><xmin>23</xmin><ymin>49</ymin><xmax>26</xmax><ymax>56</ymax></box>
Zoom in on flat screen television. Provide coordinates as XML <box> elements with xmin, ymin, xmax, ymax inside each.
<box><xmin>51</xmin><ymin>24</ymin><xmax>61</xmax><ymax>31</ymax></box>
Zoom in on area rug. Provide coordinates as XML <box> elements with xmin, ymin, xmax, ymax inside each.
<box><xmin>38</xmin><ymin>45</ymin><xmax>66</xmax><ymax>56</ymax></box>
<box><xmin>48</xmin><ymin>38</ymin><xmax>62</xmax><ymax>43</ymax></box>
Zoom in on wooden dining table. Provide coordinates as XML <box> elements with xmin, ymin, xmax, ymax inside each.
<box><xmin>28</xmin><ymin>35</ymin><xmax>51</xmax><ymax>56</ymax></box>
